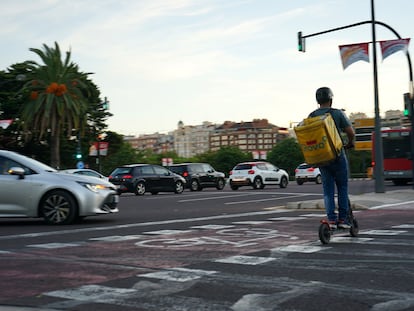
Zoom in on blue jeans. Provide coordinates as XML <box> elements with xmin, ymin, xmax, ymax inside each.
<box><xmin>319</xmin><ymin>152</ymin><xmax>349</xmax><ymax>222</ymax></box>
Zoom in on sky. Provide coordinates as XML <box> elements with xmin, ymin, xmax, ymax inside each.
<box><xmin>1</xmin><ymin>0</ymin><xmax>414</xmax><ymax>136</ymax></box>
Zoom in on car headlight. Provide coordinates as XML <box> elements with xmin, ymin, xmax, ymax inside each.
<box><xmin>77</xmin><ymin>181</ymin><xmax>109</xmax><ymax>193</ymax></box>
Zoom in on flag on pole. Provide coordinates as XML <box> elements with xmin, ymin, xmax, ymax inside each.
<box><xmin>339</xmin><ymin>43</ymin><xmax>370</xmax><ymax>70</ymax></box>
<box><xmin>379</xmin><ymin>38</ymin><xmax>410</xmax><ymax>61</ymax></box>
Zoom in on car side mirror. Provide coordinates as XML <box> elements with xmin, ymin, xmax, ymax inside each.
<box><xmin>9</xmin><ymin>167</ymin><xmax>25</xmax><ymax>179</ymax></box>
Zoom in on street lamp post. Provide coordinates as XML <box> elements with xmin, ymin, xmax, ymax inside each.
<box><xmin>370</xmin><ymin>0</ymin><xmax>385</xmax><ymax>193</ymax></box>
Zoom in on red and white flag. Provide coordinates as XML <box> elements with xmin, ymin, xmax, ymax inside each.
<box><xmin>380</xmin><ymin>38</ymin><xmax>410</xmax><ymax>61</ymax></box>
<box><xmin>339</xmin><ymin>42</ymin><xmax>370</xmax><ymax>70</ymax></box>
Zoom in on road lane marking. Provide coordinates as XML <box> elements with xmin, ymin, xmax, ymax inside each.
<box><xmin>360</xmin><ymin>230</ymin><xmax>408</xmax><ymax>235</ymax></box>
<box><xmin>268</xmin><ymin>217</ymin><xmax>308</xmax><ymax>221</ymax></box>
<box><xmin>190</xmin><ymin>225</ymin><xmax>235</xmax><ymax>230</ymax></box>
<box><xmin>143</xmin><ymin>229</ymin><xmax>193</xmax><ymax>235</ymax></box>
<box><xmin>392</xmin><ymin>224</ymin><xmax>414</xmax><ymax>229</ymax></box>
<box><xmin>0</xmin><ymin>210</ymin><xmax>294</xmax><ymax>240</ymax></box>
<box><xmin>89</xmin><ymin>235</ymin><xmax>144</xmax><ymax>242</ymax></box>
<box><xmin>140</xmin><ymin>268</ymin><xmax>217</xmax><ymax>282</ymax></box>
<box><xmin>27</xmin><ymin>242</ymin><xmax>84</xmax><ymax>249</ymax></box>
<box><xmin>232</xmin><ymin>221</ymin><xmax>273</xmax><ymax>225</ymax></box>
<box><xmin>369</xmin><ymin>200</ymin><xmax>414</xmax><ymax>209</ymax></box>
<box><xmin>273</xmin><ymin>245</ymin><xmax>326</xmax><ymax>253</ymax></box>
<box><xmin>215</xmin><ymin>255</ymin><xmax>276</xmax><ymax>265</ymax></box>
<box><xmin>46</xmin><ymin>284</ymin><xmax>137</xmax><ymax>302</ymax></box>
<box><xmin>225</xmin><ymin>194</ymin><xmax>315</xmax><ymax>205</ymax></box>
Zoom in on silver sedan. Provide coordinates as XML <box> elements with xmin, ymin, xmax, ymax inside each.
<box><xmin>0</xmin><ymin>150</ymin><xmax>119</xmax><ymax>225</ymax></box>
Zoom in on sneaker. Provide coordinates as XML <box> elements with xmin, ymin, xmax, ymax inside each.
<box><xmin>328</xmin><ymin>221</ymin><xmax>337</xmax><ymax>229</ymax></box>
<box><xmin>338</xmin><ymin>220</ymin><xmax>351</xmax><ymax>229</ymax></box>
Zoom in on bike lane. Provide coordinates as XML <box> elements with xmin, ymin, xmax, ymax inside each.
<box><xmin>0</xmin><ymin>207</ymin><xmax>413</xmax><ymax>310</ymax></box>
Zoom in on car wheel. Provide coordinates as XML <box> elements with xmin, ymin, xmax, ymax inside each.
<box><xmin>279</xmin><ymin>176</ymin><xmax>288</xmax><ymax>188</ymax></box>
<box><xmin>296</xmin><ymin>179</ymin><xmax>304</xmax><ymax>185</ymax></box>
<box><xmin>230</xmin><ymin>184</ymin><xmax>239</xmax><ymax>190</ymax></box>
<box><xmin>190</xmin><ymin>179</ymin><xmax>200</xmax><ymax>191</ymax></box>
<box><xmin>175</xmin><ymin>181</ymin><xmax>184</xmax><ymax>194</ymax></box>
<box><xmin>253</xmin><ymin>177</ymin><xmax>263</xmax><ymax>189</ymax></box>
<box><xmin>40</xmin><ymin>190</ymin><xmax>77</xmax><ymax>225</ymax></box>
<box><xmin>216</xmin><ymin>178</ymin><xmax>225</xmax><ymax>190</ymax></box>
<box><xmin>315</xmin><ymin>175</ymin><xmax>322</xmax><ymax>184</ymax></box>
<box><xmin>135</xmin><ymin>182</ymin><xmax>146</xmax><ymax>195</ymax></box>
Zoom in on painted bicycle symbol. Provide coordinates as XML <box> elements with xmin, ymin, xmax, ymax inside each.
<box><xmin>135</xmin><ymin>227</ymin><xmax>296</xmax><ymax>249</ymax></box>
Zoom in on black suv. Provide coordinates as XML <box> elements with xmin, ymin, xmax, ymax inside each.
<box><xmin>168</xmin><ymin>163</ymin><xmax>226</xmax><ymax>191</ymax></box>
<box><xmin>109</xmin><ymin>164</ymin><xmax>186</xmax><ymax>195</ymax></box>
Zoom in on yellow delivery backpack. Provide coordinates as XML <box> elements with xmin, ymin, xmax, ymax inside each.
<box><xmin>294</xmin><ymin>113</ymin><xmax>343</xmax><ymax>167</ymax></box>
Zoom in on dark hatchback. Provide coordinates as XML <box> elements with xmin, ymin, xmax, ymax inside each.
<box><xmin>168</xmin><ymin>163</ymin><xmax>226</xmax><ymax>191</ymax></box>
<box><xmin>109</xmin><ymin>164</ymin><xmax>186</xmax><ymax>195</ymax></box>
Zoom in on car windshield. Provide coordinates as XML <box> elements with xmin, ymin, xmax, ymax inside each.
<box><xmin>12</xmin><ymin>152</ymin><xmax>57</xmax><ymax>173</ymax></box>
<box><xmin>169</xmin><ymin>166</ymin><xmax>185</xmax><ymax>174</ymax></box>
<box><xmin>111</xmin><ymin>167</ymin><xmax>132</xmax><ymax>175</ymax></box>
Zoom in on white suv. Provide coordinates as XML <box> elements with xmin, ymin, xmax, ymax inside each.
<box><xmin>229</xmin><ymin>161</ymin><xmax>289</xmax><ymax>190</ymax></box>
<box><xmin>295</xmin><ymin>163</ymin><xmax>322</xmax><ymax>185</ymax></box>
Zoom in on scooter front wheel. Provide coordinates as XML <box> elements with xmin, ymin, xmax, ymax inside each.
<box><xmin>319</xmin><ymin>223</ymin><xmax>331</xmax><ymax>244</ymax></box>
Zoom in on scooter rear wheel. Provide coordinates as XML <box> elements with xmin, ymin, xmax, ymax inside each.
<box><xmin>319</xmin><ymin>223</ymin><xmax>331</xmax><ymax>244</ymax></box>
<box><xmin>350</xmin><ymin>217</ymin><xmax>359</xmax><ymax>237</ymax></box>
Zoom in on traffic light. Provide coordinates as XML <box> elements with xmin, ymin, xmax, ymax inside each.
<box><xmin>298</xmin><ymin>31</ymin><xmax>305</xmax><ymax>52</ymax></box>
<box><xmin>403</xmin><ymin>93</ymin><xmax>412</xmax><ymax>117</ymax></box>
<box><xmin>75</xmin><ymin>147</ymin><xmax>82</xmax><ymax>159</ymax></box>
<box><xmin>102</xmin><ymin>96</ymin><xmax>109</xmax><ymax>110</ymax></box>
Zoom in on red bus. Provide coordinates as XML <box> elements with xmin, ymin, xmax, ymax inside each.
<box><xmin>372</xmin><ymin>128</ymin><xmax>412</xmax><ymax>185</ymax></box>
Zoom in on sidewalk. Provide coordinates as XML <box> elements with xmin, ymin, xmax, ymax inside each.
<box><xmin>286</xmin><ymin>188</ymin><xmax>414</xmax><ymax>210</ymax></box>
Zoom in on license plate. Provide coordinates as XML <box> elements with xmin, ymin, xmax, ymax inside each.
<box><xmin>232</xmin><ymin>178</ymin><xmax>245</xmax><ymax>181</ymax></box>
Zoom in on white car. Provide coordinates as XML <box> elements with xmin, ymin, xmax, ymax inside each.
<box><xmin>295</xmin><ymin>163</ymin><xmax>322</xmax><ymax>185</ymax></box>
<box><xmin>229</xmin><ymin>161</ymin><xmax>289</xmax><ymax>190</ymax></box>
<box><xmin>60</xmin><ymin>168</ymin><xmax>109</xmax><ymax>181</ymax></box>
<box><xmin>0</xmin><ymin>150</ymin><xmax>119</xmax><ymax>224</ymax></box>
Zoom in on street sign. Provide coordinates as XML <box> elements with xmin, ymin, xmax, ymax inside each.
<box><xmin>89</xmin><ymin>142</ymin><xmax>109</xmax><ymax>156</ymax></box>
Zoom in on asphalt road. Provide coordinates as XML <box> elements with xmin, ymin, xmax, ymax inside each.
<box><xmin>0</xmin><ymin>180</ymin><xmax>413</xmax><ymax>311</ymax></box>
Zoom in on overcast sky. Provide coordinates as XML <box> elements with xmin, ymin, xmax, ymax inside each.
<box><xmin>1</xmin><ymin>0</ymin><xmax>413</xmax><ymax>135</ymax></box>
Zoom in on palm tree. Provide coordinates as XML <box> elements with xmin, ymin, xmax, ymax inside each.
<box><xmin>21</xmin><ymin>42</ymin><xmax>90</xmax><ymax>168</ymax></box>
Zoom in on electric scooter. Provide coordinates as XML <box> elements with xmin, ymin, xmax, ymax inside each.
<box><xmin>318</xmin><ymin>143</ymin><xmax>359</xmax><ymax>244</ymax></box>
<box><xmin>318</xmin><ymin>200</ymin><xmax>359</xmax><ymax>244</ymax></box>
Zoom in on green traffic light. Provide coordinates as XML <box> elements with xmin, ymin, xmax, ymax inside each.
<box><xmin>76</xmin><ymin>154</ymin><xmax>82</xmax><ymax>159</ymax></box>
<box><xmin>297</xmin><ymin>31</ymin><xmax>305</xmax><ymax>52</ymax></box>
<box><xmin>403</xmin><ymin>93</ymin><xmax>412</xmax><ymax>117</ymax></box>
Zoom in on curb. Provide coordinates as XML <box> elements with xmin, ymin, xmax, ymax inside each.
<box><xmin>286</xmin><ymin>200</ymin><xmax>369</xmax><ymax>210</ymax></box>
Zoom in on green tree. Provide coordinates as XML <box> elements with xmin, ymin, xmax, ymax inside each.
<box><xmin>20</xmin><ymin>42</ymin><xmax>90</xmax><ymax>168</ymax></box>
<box><xmin>267</xmin><ymin>138</ymin><xmax>304</xmax><ymax>178</ymax></box>
<box><xmin>193</xmin><ymin>146</ymin><xmax>251</xmax><ymax>176</ymax></box>
<box><xmin>0</xmin><ymin>64</ymin><xmax>29</xmax><ymax>150</ymax></box>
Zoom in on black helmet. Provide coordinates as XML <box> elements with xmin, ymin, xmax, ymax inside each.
<box><xmin>316</xmin><ymin>87</ymin><xmax>333</xmax><ymax>104</ymax></box>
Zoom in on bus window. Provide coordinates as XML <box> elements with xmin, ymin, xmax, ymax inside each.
<box><xmin>383</xmin><ymin>135</ymin><xmax>410</xmax><ymax>159</ymax></box>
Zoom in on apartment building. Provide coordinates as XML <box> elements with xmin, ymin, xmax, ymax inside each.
<box><xmin>173</xmin><ymin>121</ymin><xmax>216</xmax><ymax>158</ymax></box>
<box><xmin>124</xmin><ymin>119</ymin><xmax>290</xmax><ymax>158</ymax></box>
<box><xmin>124</xmin><ymin>132</ymin><xmax>174</xmax><ymax>154</ymax></box>
<box><xmin>209</xmin><ymin>119</ymin><xmax>289</xmax><ymax>158</ymax></box>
